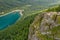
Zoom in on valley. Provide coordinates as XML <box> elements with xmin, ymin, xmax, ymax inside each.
<box><xmin>0</xmin><ymin>0</ymin><xmax>60</xmax><ymax>40</ymax></box>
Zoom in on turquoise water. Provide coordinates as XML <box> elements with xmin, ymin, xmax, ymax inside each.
<box><xmin>0</xmin><ymin>12</ymin><xmax>21</xmax><ymax>30</ymax></box>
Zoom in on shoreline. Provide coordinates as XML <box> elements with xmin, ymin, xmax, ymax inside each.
<box><xmin>0</xmin><ymin>10</ymin><xmax>24</xmax><ymax>17</ymax></box>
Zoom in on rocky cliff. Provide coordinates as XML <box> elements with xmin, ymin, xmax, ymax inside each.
<box><xmin>28</xmin><ymin>12</ymin><xmax>60</xmax><ymax>40</ymax></box>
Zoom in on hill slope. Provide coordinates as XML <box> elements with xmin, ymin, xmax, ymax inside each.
<box><xmin>28</xmin><ymin>5</ymin><xmax>60</xmax><ymax>40</ymax></box>
<box><xmin>0</xmin><ymin>5</ymin><xmax>60</xmax><ymax>40</ymax></box>
<box><xmin>0</xmin><ymin>0</ymin><xmax>60</xmax><ymax>13</ymax></box>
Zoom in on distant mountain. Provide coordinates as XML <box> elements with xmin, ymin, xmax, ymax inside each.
<box><xmin>0</xmin><ymin>0</ymin><xmax>60</xmax><ymax>12</ymax></box>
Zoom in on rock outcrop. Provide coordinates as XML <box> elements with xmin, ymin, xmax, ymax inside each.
<box><xmin>28</xmin><ymin>12</ymin><xmax>60</xmax><ymax>40</ymax></box>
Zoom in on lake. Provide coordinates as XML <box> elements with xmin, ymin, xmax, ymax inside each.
<box><xmin>0</xmin><ymin>11</ymin><xmax>21</xmax><ymax>30</ymax></box>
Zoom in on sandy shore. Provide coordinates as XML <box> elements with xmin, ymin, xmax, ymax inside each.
<box><xmin>12</xmin><ymin>10</ymin><xmax>24</xmax><ymax>15</ymax></box>
<box><xmin>0</xmin><ymin>10</ymin><xmax>24</xmax><ymax>17</ymax></box>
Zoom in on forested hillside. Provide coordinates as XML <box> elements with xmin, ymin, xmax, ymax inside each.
<box><xmin>0</xmin><ymin>0</ymin><xmax>60</xmax><ymax>14</ymax></box>
<box><xmin>28</xmin><ymin>5</ymin><xmax>60</xmax><ymax>40</ymax></box>
<box><xmin>0</xmin><ymin>5</ymin><xmax>60</xmax><ymax>40</ymax></box>
<box><xmin>0</xmin><ymin>0</ymin><xmax>60</xmax><ymax>40</ymax></box>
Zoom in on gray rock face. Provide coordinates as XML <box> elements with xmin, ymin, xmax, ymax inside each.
<box><xmin>28</xmin><ymin>12</ymin><xmax>60</xmax><ymax>40</ymax></box>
